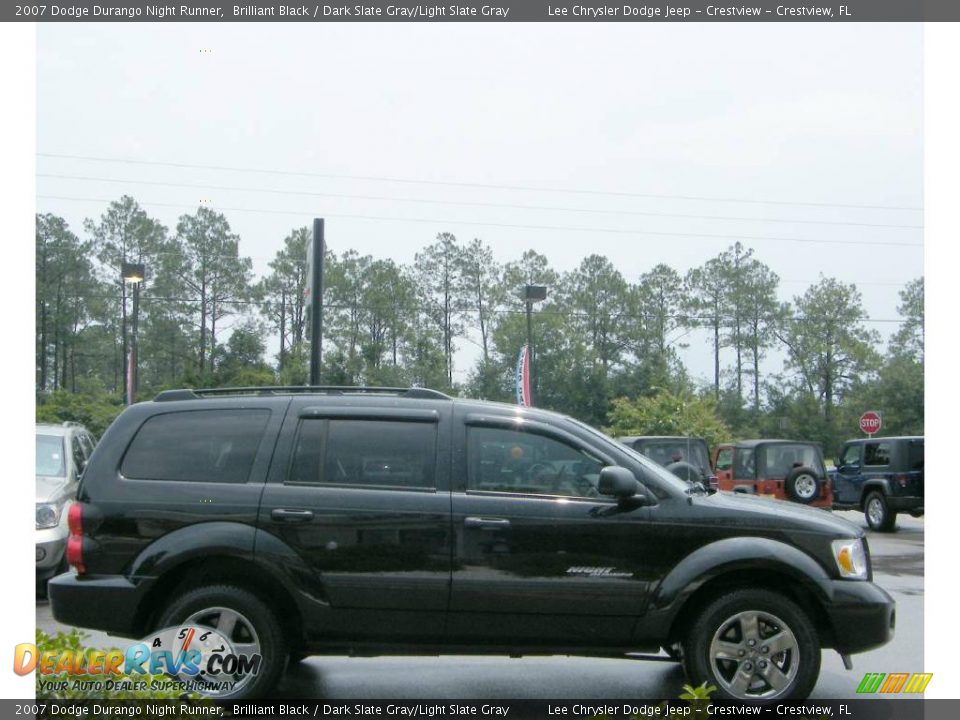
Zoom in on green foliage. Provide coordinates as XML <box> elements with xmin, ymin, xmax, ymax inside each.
<box><xmin>890</xmin><ymin>277</ymin><xmax>924</xmax><ymax>362</ymax></box>
<box><xmin>606</xmin><ymin>390</ymin><xmax>731</xmax><ymax>448</ymax></box>
<box><xmin>678</xmin><ymin>681</ymin><xmax>718</xmax><ymax>700</ymax></box>
<box><xmin>780</xmin><ymin>277</ymin><xmax>881</xmax><ymax>429</ymax></box>
<box><xmin>34</xmin><ymin>628</ymin><xmax>200</xmax><ymax>704</ymax></box>
<box><xmin>36</xmin><ymin>390</ymin><xmax>123</xmax><ymax>438</ymax></box>
<box><xmin>34</xmin><ymin>200</ymin><xmax>922</xmax><ymax>451</ymax></box>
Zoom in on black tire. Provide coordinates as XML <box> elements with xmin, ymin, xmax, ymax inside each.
<box><xmin>864</xmin><ymin>491</ymin><xmax>897</xmax><ymax>532</ymax></box>
<box><xmin>156</xmin><ymin>585</ymin><xmax>288</xmax><ymax>699</ymax></box>
<box><xmin>785</xmin><ymin>467</ymin><xmax>821</xmax><ymax>504</ymax></box>
<box><xmin>682</xmin><ymin>589</ymin><xmax>821</xmax><ymax>701</ymax></box>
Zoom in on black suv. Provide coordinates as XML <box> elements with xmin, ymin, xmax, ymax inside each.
<box><xmin>50</xmin><ymin>387</ymin><xmax>894</xmax><ymax>701</ymax></box>
<box><xmin>831</xmin><ymin>436</ymin><xmax>924</xmax><ymax>532</ymax></box>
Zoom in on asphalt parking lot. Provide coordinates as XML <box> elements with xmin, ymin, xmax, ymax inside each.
<box><xmin>36</xmin><ymin>510</ymin><xmax>923</xmax><ymax>699</ymax></box>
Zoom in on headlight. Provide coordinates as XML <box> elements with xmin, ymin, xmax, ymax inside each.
<box><xmin>832</xmin><ymin>538</ymin><xmax>868</xmax><ymax>579</ymax></box>
<box><xmin>36</xmin><ymin>502</ymin><xmax>64</xmax><ymax>530</ymax></box>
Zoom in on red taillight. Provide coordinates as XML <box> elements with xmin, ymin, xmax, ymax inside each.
<box><xmin>895</xmin><ymin>473</ymin><xmax>909</xmax><ymax>487</ymax></box>
<box><xmin>67</xmin><ymin>503</ymin><xmax>85</xmax><ymax>574</ymax></box>
<box><xmin>66</xmin><ymin>536</ymin><xmax>85</xmax><ymax>574</ymax></box>
<box><xmin>68</xmin><ymin>503</ymin><xmax>83</xmax><ymax>536</ymax></box>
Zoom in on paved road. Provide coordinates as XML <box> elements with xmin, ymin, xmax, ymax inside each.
<box><xmin>36</xmin><ymin>511</ymin><xmax>923</xmax><ymax>699</ymax></box>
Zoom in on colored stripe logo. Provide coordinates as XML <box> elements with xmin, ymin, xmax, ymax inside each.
<box><xmin>857</xmin><ymin>672</ymin><xmax>932</xmax><ymax>694</ymax></box>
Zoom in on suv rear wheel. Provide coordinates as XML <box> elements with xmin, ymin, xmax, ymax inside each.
<box><xmin>682</xmin><ymin>589</ymin><xmax>820</xmax><ymax>701</ymax></box>
<box><xmin>157</xmin><ymin>585</ymin><xmax>287</xmax><ymax>699</ymax></box>
<box><xmin>865</xmin><ymin>491</ymin><xmax>897</xmax><ymax>532</ymax></box>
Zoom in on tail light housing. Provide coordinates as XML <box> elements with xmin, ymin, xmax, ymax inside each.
<box><xmin>66</xmin><ymin>503</ymin><xmax>85</xmax><ymax>574</ymax></box>
<box><xmin>895</xmin><ymin>473</ymin><xmax>909</xmax><ymax>488</ymax></box>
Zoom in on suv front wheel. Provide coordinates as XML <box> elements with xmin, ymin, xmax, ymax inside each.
<box><xmin>683</xmin><ymin>589</ymin><xmax>820</xmax><ymax>701</ymax></box>
<box><xmin>157</xmin><ymin>584</ymin><xmax>288</xmax><ymax>699</ymax></box>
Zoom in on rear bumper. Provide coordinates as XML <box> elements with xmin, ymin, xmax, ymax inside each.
<box><xmin>886</xmin><ymin>496</ymin><xmax>923</xmax><ymax>513</ymax></box>
<box><xmin>824</xmin><ymin>580</ymin><xmax>895</xmax><ymax>654</ymax></box>
<box><xmin>48</xmin><ymin>573</ymin><xmax>155</xmax><ymax>638</ymax></box>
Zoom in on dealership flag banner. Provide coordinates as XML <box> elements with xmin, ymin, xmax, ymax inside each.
<box><xmin>515</xmin><ymin>345</ymin><xmax>531</xmax><ymax>407</ymax></box>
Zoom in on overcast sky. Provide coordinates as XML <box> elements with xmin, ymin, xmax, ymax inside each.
<box><xmin>35</xmin><ymin>23</ymin><xmax>923</xmax><ymax>386</ymax></box>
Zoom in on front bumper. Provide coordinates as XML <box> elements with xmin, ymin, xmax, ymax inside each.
<box><xmin>48</xmin><ymin>573</ymin><xmax>156</xmax><ymax>638</ymax></box>
<box><xmin>824</xmin><ymin>580</ymin><xmax>895</xmax><ymax>654</ymax></box>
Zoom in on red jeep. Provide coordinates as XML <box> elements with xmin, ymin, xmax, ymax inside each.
<box><xmin>712</xmin><ymin>439</ymin><xmax>833</xmax><ymax>508</ymax></box>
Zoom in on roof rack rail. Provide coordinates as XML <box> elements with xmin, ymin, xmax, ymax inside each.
<box><xmin>154</xmin><ymin>386</ymin><xmax>452</xmax><ymax>402</ymax></box>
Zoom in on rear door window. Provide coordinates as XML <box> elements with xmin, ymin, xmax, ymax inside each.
<box><xmin>864</xmin><ymin>442</ymin><xmax>891</xmax><ymax>467</ymax></box>
<box><xmin>121</xmin><ymin>409</ymin><xmax>270</xmax><ymax>483</ymax></box>
<box><xmin>288</xmin><ymin>419</ymin><xmax>437</xmax><ymax>490</ymax></box>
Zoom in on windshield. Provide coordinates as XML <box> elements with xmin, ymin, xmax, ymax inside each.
<box><xmin>635</xmin><ymin>440</ymin><xmax>710</xmax><ymax>474</ymax></box>
<box><xmin>567</xmin><ymin>419</ymin><xmax>691</xmax><ymax>494</ymax></box>
<box><xmin>36</xmin><ymin>434</ymin><xmax>66</xmax><ymax>477</ymax></box>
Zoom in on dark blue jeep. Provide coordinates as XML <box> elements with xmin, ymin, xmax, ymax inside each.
<box><xmin>831</xmin><ymin>436</ymin><xmax>924</xmax><ymax>532</ymax></box>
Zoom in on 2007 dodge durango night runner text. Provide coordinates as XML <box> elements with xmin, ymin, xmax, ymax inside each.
<box><xmin>50</xmin><ymin>386</ymin><xmax>894</xmax><ymax>700</ymax></box>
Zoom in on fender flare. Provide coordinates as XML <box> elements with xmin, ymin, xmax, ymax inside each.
<box><xmin>650</xmin><ymin>536</ymin><xmax>833</xmax><ymax>615</ymax></box>
<box><xmin>127</xmin><ymin>521</ymin><xmax>327</xmax><ymax>604</ymax></box>
<box><xmin>859</xmin><ymin>480</ymin><xmax>892</xmax><ymax>507</ymax></box>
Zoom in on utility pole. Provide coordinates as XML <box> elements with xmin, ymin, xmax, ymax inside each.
<box><xmin>308</xmin><ymin>218</ymin><xmax>325</xmax><ymax>386</ymax></box>
<box><xmin>521</xmin><ymin>285</ymin><xmax>547</xmax><ymax>403</ymax></box>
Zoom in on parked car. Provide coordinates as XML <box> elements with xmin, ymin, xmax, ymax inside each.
<box><xmin>712</xmin><ymin>439</ymin><xmax>833</xmax><ymax>508</ymax></box>
<box><xmin>831</xmin><ymin>436</ymin><xmax>924</xmax><ymax>532</ymax></box>
<box><xmin>618</xmin><ymin>435</ymin><xmax>715</xmax><ymax>489</ymax></box>
<box><xmin>35</xmin><ymin>422</ymin><xmax>96</xmax><ymax>596</ymax></box>
<box><xmin>50</xmin><ymin>387</ymin><xmax>893</xmax><ymax>701</ymax></box>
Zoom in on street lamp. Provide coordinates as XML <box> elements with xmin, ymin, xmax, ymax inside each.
<box><xmin>122</xmin><ymin>262</ymin><xmax>145</xmax><ymax>405</ymax></box>
<box><xmin>520</xmin><ymin>285</ymin><xmax>547</xmax><ymax>403</ymax></box>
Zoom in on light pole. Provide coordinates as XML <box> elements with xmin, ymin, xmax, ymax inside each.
<box><xmin>122</xmin><ymin>263</ymin><xmax>145</xmax><ymax>405</ymax></box>
<box><xmin>521</xmin><ymin>285</ymin><xmax>547</xmax><ymax>403</ymax></box>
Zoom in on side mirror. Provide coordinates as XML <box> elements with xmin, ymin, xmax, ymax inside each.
<box><xmin>599</xmin><ymin>466</ymin><xmax>642</xmax><ymax>499</ymax></box>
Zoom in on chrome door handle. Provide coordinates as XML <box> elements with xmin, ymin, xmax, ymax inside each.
<box><xmin>464</xmin><ymin>516</ymin><xmax>511</xmax><ymax>529</ymax></box>
<box><xmin>271</xmin><ymin>508</ymin><xmax>315</xmax><ymax>522</ymax></box>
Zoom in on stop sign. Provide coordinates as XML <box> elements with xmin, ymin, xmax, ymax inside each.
<box><xmin>859</xmin><ymin>411</ymin><xmax>882</xmax><ymax>435</ymax></box>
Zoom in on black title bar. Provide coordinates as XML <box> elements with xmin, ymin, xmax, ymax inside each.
<box><xmin>7</xmin><ymin>0</ymin><xmax>960</xmax><ymax>22</ymax></box>
<box><xmin>21</xmin><ymin>698</ymin><xmax>940</xmax><ymax>720</ymax></box>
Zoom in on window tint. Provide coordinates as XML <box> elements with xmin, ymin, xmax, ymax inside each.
<box><xmin>908</xmin><ymin>440</ymin><xmax>924</xmax><ymax>471</ymax></box>
<box><xmin>864</xmin><ymin>442</ymin><xmax>891</xmax><ymax>467</ymax></box>
<box><xmin>733</xmin><ymin>449</ymin><xmax>754</xmax><ymax>480</ymax></box>
<box><xmin>78</xmin><ymin>433</ymin><xmax>96</xmax><ymax>459</ymax></box>
<box><xmin>121</xmin><ymin>410</ymin><xmax>270</xmax><ymax>483</ymax></box>
<box><xmin>840</xmin><ymin>444</ymin><xmax>861</xmax><ymax>466</ymax></box>
<box><xmin>638</xmin><ymin>441</ymin><xmax>710</xmax><ymax>473</ymax></box>
<box><xmin>715</xmin><ymin>448</ymin><xmax>733</xmax><ymax>472</ymax></box>
<box><xmin>36</xmin><ymin>435</ymin><xmax>66</xmax><ymax>477</ymax></box>
<box><xmin>71</xmin><ymin>434</ymin><xmax>87</xmax><ymax>472</ymax></box>
<box><xmin>468</xmin><ymin>426</ymin><xmax>604</xmax><ymax>498</ymax></box>
<box><xmin>758</xmin><ymin>444</ymin><xmax>824</xmax><ymax>477</ymax></box>
<box><xmin>289</xmin><ymin>420</ymin><xmax>437</xmax><ymax>489</ymax></box>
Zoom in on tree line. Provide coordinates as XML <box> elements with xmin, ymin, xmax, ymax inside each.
<box><xmin>36</xmin><ymin>196</ymin><xmax>923</xmax><ymax>451</ymax></box>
